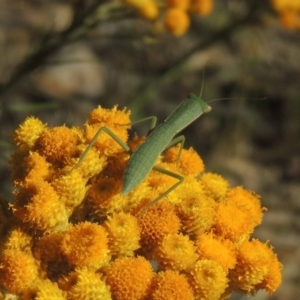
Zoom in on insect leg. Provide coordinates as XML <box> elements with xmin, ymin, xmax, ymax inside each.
<box><xmin>139</xmin><ymin>166</ymin><xmax>184</xmax><ymax>217</ymax></box>
<box><xmin>164</xmin><ymin>135</ymin><xmax>185</xmax><ymax>169</ymax></box>
<box><xmin>69</xmin><ymin>127</ymin><xmax>130</xmax><ymax>173</ymax></box>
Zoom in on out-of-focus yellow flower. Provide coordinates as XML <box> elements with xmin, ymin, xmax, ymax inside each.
<box><xmin>123</xmin><ymin>0</ymin><xmax>149</xmax><ymax>8</ymax></box>
<box><xmin>188</xmin><ymin>259</ymin><xmax>229</xmax><ymax>300</ymax></box>
<box><xmin>165</xmin><ymin>145</ymin><xmax>205</xmax><ymax>176</ymax></box>
<box><xmin>150</xmin><ymin>270</ymin><xmax>194</xmax><ymax>300</ymax></box>
<box><xmin>166</xmin><ymin>0</ymin><xmax>191</xmax><ymax>10</ymax></box>
<box><xmin>139</xmin><ymin>0</ymin><xmax>160</xmax><ymax>20</ymax></box>
<box><xmin>61</xmin><ymin>267</ymin><xmax>111</xmax><ymax>300</ymax></box>
<box><xmin>104</xmin><ymin>212</ymin><xmax>141</xmax><ymax>256</ymax></box>
<box><xmin>105</xmin><ymin>256</ymin><xmax>153</xmax><ymax>300</ymax></box>
<box><xmin>200</xmin><ymin>172</ymin><xmax>229</xmax><ymax>201</ymax></box>
<box><xmin>271</xmin><ymin>0</ymin><xmax>300</xmax><ymax>11</ymax></box>
<box><xmin>139</xmin><ymin>201</ymin><xmax>181</xmax><ymax>250</ymax></box>
<box><xmin>12</xmin><ymin>180</ymin><xmax>68</xmax><ymax>232</ymax></box>
<box><xmin>270</xmin><ymin>0</ymin><xmax>300</xmax><ymax>30</ymax></box>
<box><xmin>0</xmin><ymin>249</ymin><xmax>39</xmax><ymax>294</ymax></box>
<box><xmin>229</xmin><ymin>239</ymin><xmax>280</xmax><ymax>294</ymax></box>
<box><xmin>13</xmin><ymin>116</ymin><xmax>46</xmax><ymax>149</ymax></box>
<box><xmin>164</xmin><ymin>8</ymin><xmax>191</xmax><ymax>36</ymax></box>
<box><xmin>154</xmin><ymin>233</ymin><xmax>198</xmax><ymax>271</ymax></box>
<box><xmin>279</xmin><ymin>11</ymin><xmax>300</xmax><ymax>29</ymax></box>
<box><xmin>191</xmin><ymin>0</ymin><xmax>213</xmax><ymax>15</ymax></box>
<box><xmin>196</xmin><ymin>232</ymin><xmax>236</xmax><ymax>270</ymax></box>
<box><xmin>60</xmin><ymin>222</ymin><xmax>110</xmax><ymax>269</ymax></box>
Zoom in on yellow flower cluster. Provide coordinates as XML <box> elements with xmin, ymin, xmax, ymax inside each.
<box><xmin>122</xmin><ymin>0</ymin><xmax>214</xmax><ymax>36</ymax></box>
<box><xmin>0</xmin><ymin>105</ymin><xmax>282</xmax><ymax>299</ymax></box>
<box><xmin>271</xmin><ymin>0</ymin><xmax>300</xmax><ymax>30</ymax></box>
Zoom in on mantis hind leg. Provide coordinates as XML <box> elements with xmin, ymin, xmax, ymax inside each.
<box><xmin>139</xmin><ymin>166</ymin><xmax>184</xmax><ymax>217</ymax></box>
<box><xmin>130</xmin><ymin>116</ymin><xmax>158</xmax><ymax>133</ymax></box>
<box><xmin>69</xmin><ymin>127</ymin><xmax>131</xmax><ymax>173</ymax></box>
<box><xmin>70</xmin><ymin>116</ymin><xmax>158</xmax><ymax>174</ymax></box>
<box><xmin>164</xmin><ymin>135</ymin><xmax>185</xmax><ymax>169</ymax></box>
<box><xmin>117</xmin><ymin>116</ymin><xmax>158</xmax><ymax>134</ymax></box>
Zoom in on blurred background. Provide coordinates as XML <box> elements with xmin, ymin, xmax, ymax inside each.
<box><xmin>0</xmin><ymin>0</ymin><xmax>299</xmax><ymax>299</ymax></box>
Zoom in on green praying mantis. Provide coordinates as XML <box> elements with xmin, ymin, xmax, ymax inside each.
<box><xmin>72</xmin><ymin>93</ymin><xmax>212</xmax><ymax>215</ymax></box>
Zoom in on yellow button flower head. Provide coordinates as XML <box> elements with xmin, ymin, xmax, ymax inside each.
<box><xmin>225</xmin><ymin>186</ymin><xmax>263</xmax><ymax>228</ymax></box>
<box><xmin>150</xmin><ymin>270</ymin><xmax>194</xmax><ymax>300</ymax></box>
<box><xmin>51</xmin><ymin>169</ymin><xmax>87</xmax><ymax>216</ymax></box>
<box><xmin>229</xmin><ymin>239</ymin><xmax>278</xmax><ymax>294</ymax></box>
<box><xmin>200</xmin><ymin>172</ymin><xmax>229</xmax><ymax>201</ymax></box>
<box><xmin>63</xmin><ymin>267</ymin><xmax>111</xmax><ymax>300</ymax></box>
<box><xmin>127</xmin><ymin>134</ymin><xmax>146</xmax><ymax>152</ymax></box>
<box><xmin>139</xmin><ymin>201</ymin><xmax>181</xmax><ymax>251</ymax></box>
<box><xmin>105</xmin><ymin>256</ymin><xmax>153</xmax><ymax>300</ymax></box>
<box><xmin>35</xmin><ymin>126</ymin><xmax>79</xmax><ymax>166</ymax></box>
<box><xmin>187</xmin><ymin>259</ymin><xmax>228</xmax><ymax>300</ymax></box>
<box><xmin>88</xmin><ymin>177</ymin><xmax>127</xmax><ymax>217</ymax></box>
<box><xmin>196</xmin><ymin>232</ymin><xmax>236</xmax><ymax>270</ymax></box>
<box><xmin>164</xmin><ymin>146</ymin><xmax>205</xmax><ymax>176</ymax></box>
<box><xmin>191</xmin><ymin>0</ymin><xmax>213</xmax><ymax>15</ymax></box>
<box><xmin>13</xmin><ymin>180</ymin><xmax>68</xmax><ymax>232</ymax></box>
<box><xmin>255</xmin><ymin>251</ymin><xmax>282</xmax><ymax>295</ymax></box>
<box><xmin>26</xmin><ymin>279</ymin><xmax>66</xmax><ymax>300</ymax></box>
<box><xmin>214</xmin><ymin>199</ymin><xmax>256</xmax><ymax>243</ymax></box>
<box><xmin>103</xmin><ymin>212</ymin><xmax>140</xmax><ymax>257</ymax></box>
<box><xmin>68</xmin><ymin>144</ymin><xmax>107</xmax><ymax>180</ymax></box>
<box><xmin>0</xmin><ymin>249</ymin><xmax>39</xmax><ymax>294</ymax></box>
<box><xmin>13</xmin><ymin>116</ymin><xmax>46</xmax><ymax>149</ymax></box>
<box><xmin>61</xmin><ymin>222</ymin><xmax>110</xmax><ymax>269</ymax></box>
<box><xmin>85</xmin><ymin>106</ymin><xmax>131</xmax><ymax>156</ymax></box>
<box><xmin>154</xmin><ymin>233</ymin><xmax>198</xmax><ymax>271</ymax></box>
<box><xmin>146</xmin><ymin>162</ymin><xmax>180</xmax><ymax>198</ymax></box>
<box><xmin>164</xmin><ymin>8</ymin><xmax>191</xmax><ymax>36</ymax></box>
<box><xmin>2</xmin><ymin>227</ymin><xmax>32</xmax><ymax>253</ymax></box>
<box><xmin>34</xmin><ymin>232</ymin><xmax>66</xmax><ymax>278</ymax></box>
<box><xmin>88</xmin><ymin>105</ymin><xmax>131</xmax><ymax>126</ymax></box>
<box><xmin>175</xmin><ymin>179</ymin><xmax>215</xmax><ymax>236</ymax></box>
<box><xmin>22</xmin><ymin>151</ymin><xmax>52</xmax><ymax>182</ymax></box>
